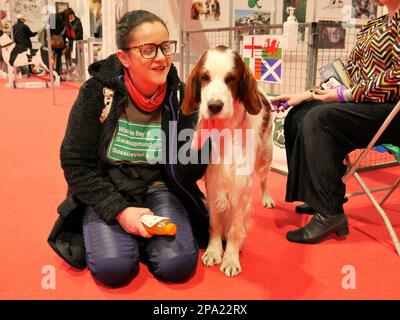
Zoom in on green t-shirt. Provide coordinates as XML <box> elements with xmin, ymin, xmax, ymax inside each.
<box><xmin>107</xmin><ymin>99</ymin><xmax>163</xmax><ymax>165</ymax></box>
<box><xmin>106</xmin><ymin>98</ymin><xmax>165</xmax><ymax>188</ymax></box>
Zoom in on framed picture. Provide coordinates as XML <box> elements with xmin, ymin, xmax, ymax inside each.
<box><xmin>55</xmin><ymin>2</ymin><xmax>69</xmax><ymax>13</ymax></box>
<box><xmin>316</xmin><ymin>0</ymin><xmax>350</xmax><ymax>21</ymax></box>
<box><xmin>235</xmin><ymin>9</ymin><xmax>271</xmax><ymax>35</ymax></box>
<box><xmin>190</xmin><ymin>0</ymin><xmax>221</xmax><ymax>21</ymax></box>
<box><xmin>283</xmin><ymin>0</ymin><xmax>307</xmax><ymax>23</ymax></box>
<box><xmin>317</xmin><ymin>20</ymin><xmax>346</xmax><ymax>49</ymax></box>
<box><xmin>352</xmin><ymin>0</ymin><xmax>377</xmax><ymax>20</ymax></box>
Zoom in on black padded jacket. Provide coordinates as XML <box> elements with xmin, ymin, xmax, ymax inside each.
<box><xmin>48</xmin><ymin>54</ymin><xmax>209</xmax><ymax>269</ymax></box>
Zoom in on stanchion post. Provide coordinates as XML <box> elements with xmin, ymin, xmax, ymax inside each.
<box><xmin>45</xmin><ymin>0</ymin><xmax>56</xmax><ymax>105</ymax></box>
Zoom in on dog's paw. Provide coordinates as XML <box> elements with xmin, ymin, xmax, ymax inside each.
<box><xmin>201</xmin><ymin>249</ymin><xmax>223</xmax><ymax>266</ymax></box>
<box><xmin>220</xmin><ymin>255</ymin><xmax>242</xmax><ymax>277</ymax></box>
<box><xmin>262</xmin><ymin>195</ymin><xmax>275</xmax><ymax>208</ymax></box>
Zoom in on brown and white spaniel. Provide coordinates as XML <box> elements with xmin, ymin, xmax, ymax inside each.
<box><xmin>191</xmin><ymin>2</ymin><xmax>204</xmax><ymax>20</ymax></box>
<box><xmin>205</xmin><ymin>0</ymin><xmax>220</xmax><ymax>19</ymax></box>
<box><xmin>182</xmin><ymin>45</ymin><xmax>275</xmax><ymax>277</ymax></box>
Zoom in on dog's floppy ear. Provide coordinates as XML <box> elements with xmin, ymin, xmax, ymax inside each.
<box><xmin>181</xmin><ymin>52</ymin><xmax>206</xmax><ymax>115</ymax></box>
<box><xmin>259</xmin><ymin>87</ymin><xmax>272</xmax><ymax>112</ymax></box>
<box><xmin>216</xmin><ymin>1</ymin><xmax>220</xmax><ymax>17</ymax></box>
<box><xmin>235</xmin><ymin>52</ymin><xmax>263</xmax><ymax>115</ymax></box>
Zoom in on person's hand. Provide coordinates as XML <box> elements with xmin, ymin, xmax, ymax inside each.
<box><xmin>115</xmin><ymin>207</ymin><xmax>154</xmax><ymax>238</ymax></box>
<box><xmin>270</xmin><ymin>90</ymin><xmax>313</xmax><ymax>111</ymax></box>
<box><xmin>311</xmin><ymin>88</ymin><xmax>339</xmax><ymax>103</ymax></box>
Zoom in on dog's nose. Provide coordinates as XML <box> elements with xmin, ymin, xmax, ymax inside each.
<box><xmin>207</xmin><ymin>100</ymin><xmax>224</xmax><ymax>115</ymax></box>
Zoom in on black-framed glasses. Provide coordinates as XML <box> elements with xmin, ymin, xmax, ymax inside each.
<box><xmin>124</xmin><ymin>40</ymin><xmax>177</xmax><ymax>59</ymax></box>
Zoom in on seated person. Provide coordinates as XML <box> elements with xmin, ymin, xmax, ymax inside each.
<box><xmin>271</xmin><ymin>1</ymin><xmax>400</xmax><ymax>244</ymax></box>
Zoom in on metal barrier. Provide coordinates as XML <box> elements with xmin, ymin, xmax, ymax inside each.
<box><xmin>183</xmin><ymin>22</ymin><xmax>363</xmax><ymax>93</ymax></box>
<box><xmin>26</xmin><ymin>39</ymin><xmax>102</xmax><ymax>83</ymax></box>
<box><xmin>183</xmin><ymin>22</ymin><xmax>397</xmax><ymax>171</ymax></box>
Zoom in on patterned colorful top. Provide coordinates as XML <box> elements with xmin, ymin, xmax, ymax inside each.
<box><xmin>345</xmin><ymin>10</ymin><xmax>400</xmax><ymax>103</ymax></box>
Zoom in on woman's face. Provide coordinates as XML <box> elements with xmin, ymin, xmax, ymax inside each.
<box><xmin>118</xmin><ymin>21</ymin><xmax>172</xmax><ymax>96</ymax></box>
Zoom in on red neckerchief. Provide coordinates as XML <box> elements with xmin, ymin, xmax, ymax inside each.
<box><xmin>65</xmin><ymin>19</ymin><xmax>76</xmax><ymax>39</ymax></box>
<box><xmin>124</xmin><ymin>68</ymin><xmax>167</xmax><ymax>112</ymax></box>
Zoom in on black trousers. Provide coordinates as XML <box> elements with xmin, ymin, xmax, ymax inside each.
<box><xmin>65</xmin><ymin>40</ymin><xmax>74</xmax><ymax>68</ymax></box>
<box><xmin>53</xmin><ymin>48</ymin><xmax>63</xmax><ymax>76</ymax></box>
<box><xmin>83</xmin><ymin>186</ymin><xmax>198</xmax><ymax>287</ymax></box>
<box><xmin>284</xmin><ymin>100</ymin><xmax>400</xmax><ymax>216</ymax></box>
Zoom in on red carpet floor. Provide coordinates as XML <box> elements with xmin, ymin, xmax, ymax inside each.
<box><xmin>1</xmin><ymin>78</ymin><xmax>400</xmax><ymax>300</ymax></box>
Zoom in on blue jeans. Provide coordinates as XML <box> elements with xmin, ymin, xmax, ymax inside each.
<box><xmin>82</xmin><ymin>186</ymin><xmax>199</xmax><ymax>287</ymax></box>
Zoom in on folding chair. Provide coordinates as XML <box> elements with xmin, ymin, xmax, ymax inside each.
<box><xmin>343</xmin><ymin>100</ymin><xmax>400</xmax><ymax>256</ymax></box>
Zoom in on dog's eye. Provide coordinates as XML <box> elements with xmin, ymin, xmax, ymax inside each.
<box><xmin>199</xmin><ymin>73</ymin><xmax>210</xmax><ymax>82</ymax></box>
<box><xmin>225</xmin><ymin>75</ymin><xmax>236</xmax><ymax>85</ymax></box>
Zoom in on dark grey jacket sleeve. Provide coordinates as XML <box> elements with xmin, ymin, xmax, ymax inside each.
<box><xmin>60</xmin><ymin>79</ymin><xmax>130</xmax><ymax>224</ymax></box>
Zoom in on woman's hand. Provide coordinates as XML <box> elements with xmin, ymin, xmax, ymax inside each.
<box><xmin>270</xmin><ymin>90</ymin><xmax>313</xmax><ymax>111</ymax></box>
<box><xmin>115</xmin><ymin>207</ymin><xmax>154</xmax><ymax>238</ymax></box>
<box><xmin>311</xmin><ymin>88</ymin><xmax>339</xmax><ymax>103</ymax></box>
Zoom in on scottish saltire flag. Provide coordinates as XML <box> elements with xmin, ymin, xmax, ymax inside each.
<box><xmin>242</xmin><ymin>35</ymin><xmax>283</xmax><ymax>84</ymax></box>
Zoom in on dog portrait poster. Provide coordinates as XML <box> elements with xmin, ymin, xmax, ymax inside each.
<box><xmin>352</xmin><ymin>0</ymin><xmax>377</xmax><ymax>20</ymax></box>
<box><xmin>191</xmin><ymin>0</ymin><xmax>221</xmax><ymax>21</ymax></box>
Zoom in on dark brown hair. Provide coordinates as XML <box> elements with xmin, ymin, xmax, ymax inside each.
<box><xmin>116</xmin><ymin>10</ymin><xmax>168</xmax><ymax>50</ymax></box>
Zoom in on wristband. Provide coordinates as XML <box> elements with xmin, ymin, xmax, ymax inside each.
<box><xmin>336</xmin><ymin>85</ymin><xmax>345</xmax><ymax>102</ymax></box>
<box><xmin>281</xmin><ymin>101</ymin><xmax>290</xmax><ymax>110</ymax></box>
<box><xmin>271</xmin><ymin>100</ymin><xmax>290</xmax><ymax>112</ymax></box>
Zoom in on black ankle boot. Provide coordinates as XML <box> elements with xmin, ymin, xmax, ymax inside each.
<box><xmin>286</xmin><ymin>212</ymin><xmax>349</xmax><ymax>244</ymax></box>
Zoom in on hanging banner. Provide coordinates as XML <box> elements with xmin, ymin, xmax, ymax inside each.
<box><xmin>242</xmin><ymin>35</ymin><xmax>283</xmax><ymax>84</ymax></box>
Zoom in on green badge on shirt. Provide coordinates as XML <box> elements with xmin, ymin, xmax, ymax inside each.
<box><xmin>107</xmin><ymin>118</ymin><xmax>162</xmax><ymax>164</ymax></box>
